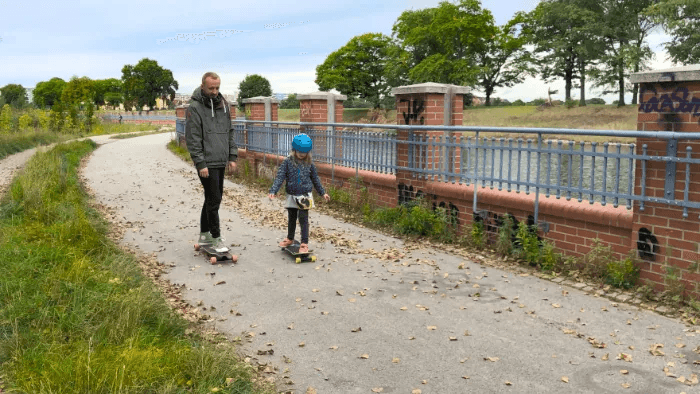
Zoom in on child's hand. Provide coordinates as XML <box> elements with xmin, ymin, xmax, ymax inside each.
<box><xmin>323</xmin><ymin>193</ymin><xmax>330</xmax><ymax>202</ymax></box>
<box><xmin>268</xmin><ymin>194</ymin><xmax>275</xmax><ymax>200</ymax></box>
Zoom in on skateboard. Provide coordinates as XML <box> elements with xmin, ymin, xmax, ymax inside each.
<box><xmin>282</xmin><ymin>241</ymin><xmax>317</xmax><ymax>264</ymax></box>
<box><xmin>194</xmin><ymin>243</ymin><xmax>238</xmax><ymax>264</ymax></box>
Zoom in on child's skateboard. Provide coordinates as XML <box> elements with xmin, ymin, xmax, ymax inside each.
<box><xmin>194</xmin><ymin>243</ymin><xmax>238</xmax><ymax>264</ymax></box>
<box><xmin>282</xmin><ymin>241</ymin><xmax>316</xmax><ymax>264</ymax></box>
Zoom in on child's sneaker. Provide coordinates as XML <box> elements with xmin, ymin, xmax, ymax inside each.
<box><xmin>198</xmin><ymin>232</ymin><xmax>214</xmax><ymax>245</ymax></box>
<box><xmin>279</xmin><ymin>238</ymin><xmax>294</xmax><ymax>247</ymax></box>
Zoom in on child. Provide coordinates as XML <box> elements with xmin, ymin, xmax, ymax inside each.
<box><xmin>268</xmin><ymin>133</ymin><xmax>330</xmax><ymax>253</ymax></box>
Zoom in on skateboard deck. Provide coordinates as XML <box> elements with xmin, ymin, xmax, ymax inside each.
<box><xmin>282</xmin><ymin>241</ymin><xmax>316</xmax><ymax>264</ymax></box>
<box><xmin>194</xmin><ymin>243</ymin><xmax>237</xmax><ymax>264</ymax></box>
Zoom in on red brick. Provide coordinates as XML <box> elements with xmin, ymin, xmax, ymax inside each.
<box><xmin>668</xmin><ymin>238</ymin><xmax>697</xmax><ymax>252</ymax></box>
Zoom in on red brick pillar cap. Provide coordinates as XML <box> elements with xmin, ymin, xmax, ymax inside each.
<box><xmin>297</xmin><ymin>92</ymin><xmax>347</xmax><ymax>101</ymax></box>
<box><xmin>630</xmin><ymin>65</ymin><xmax>700</xmax><ymax>84</ymax></box>
<box><xmin>390</xmin><ymin>82</ymin><xmax>471</xmax><ymax>96</ymax></box>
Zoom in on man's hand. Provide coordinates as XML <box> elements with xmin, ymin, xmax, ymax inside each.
<box><xmin>268</xmin><ymin>193</ymin><xmax>275</xmax><ymax>199</ymax></box>
<box><xmin>226</xmin><ymin>161</ymin><xmax>237</xmax><ymax>175</ymax></box>
<box><xmin>199</xmin><ymin>167</ymin><xmax>209</xmax><ymax>178</ymax></box>
<box><xmin>323</xmin><ymin>193</ymin><xmax>330</xmax><ymax>202</ymax></box>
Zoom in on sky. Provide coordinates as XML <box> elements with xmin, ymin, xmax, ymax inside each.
<box><xmin>0</xmin><ymin>0</ymin><xmax>677</xmax><ymax>104</ymax></box>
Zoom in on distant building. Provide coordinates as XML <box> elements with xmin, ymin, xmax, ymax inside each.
<box><xmin>25</xmin><ymin>87</ymin><xmax>34</xmax><ymax>104</ymax></box>
<box><xmin>274</xmin><ymin>93</ymin><xmax>289</xmax><ymax>101</ymax></box>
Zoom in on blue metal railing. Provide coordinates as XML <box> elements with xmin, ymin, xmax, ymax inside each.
<box><xmin>233</xmin><ymin>120</ymin><xmax>700</xmax><ymax>221</ymax></box>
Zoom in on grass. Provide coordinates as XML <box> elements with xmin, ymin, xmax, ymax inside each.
<box><xmin>267</xmin><ymin>105</ymin><xmax>638</xmax><ymax>143</ymax></box>
<box><xmin>0</xmin><ymin>131</ymin><xmax>69</xmax><ymax>161</ymax></box>
<box><xmin>0</xmin><ymin>140</ymin><xmax>268</xmax><ymax>393</ymax></box>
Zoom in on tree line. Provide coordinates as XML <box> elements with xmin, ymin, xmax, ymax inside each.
<box><xmin>314</xmin><ymin>0</ymin><xmax>699</xmax><ymax>108</ymax></box>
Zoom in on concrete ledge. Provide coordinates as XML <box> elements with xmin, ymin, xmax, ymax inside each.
<box><xmin>630</xmin><ymin>65</ymin><xmax>700</xmax><ymax>83</ymax></box>
<box><xmin>391</xmin><ymin>82</ymin><xmax>471</xmax><ymax>96</ymax></box>
<box><xmin>242</xmin><ymin>96</ymin><xmax>280</xmax><ymax>104</ymax></box>
<box><xmin>297</xmin><ymin>92</ymin><xmax>347</xmax><ymax>101</ymax></box>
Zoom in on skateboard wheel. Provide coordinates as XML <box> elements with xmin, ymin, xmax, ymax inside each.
<box><xmin>210</xmin><ymin>256</ymin><xmax>217</xmax><ymax>265</ymax></box>
<box><xmin>311</xmin><ymin>256</ymin><xmax>317</xmax><ymax>262</ymax></box>
<box><xmin>295</xmin><ymin>257</ymin><xmax>301</xmax><ymax>264</ymax></box>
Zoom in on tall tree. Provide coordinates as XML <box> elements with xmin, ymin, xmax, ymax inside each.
<box><xmin>93</xmin><ymin>78</ymin><xmax>122</xmax><ymax>108</ymax></box>
<box><xmin>121</xmin><ymin>58</ymin><xmax>178</xmax><ymax>111</ymax></box>
<box><xmin>589</xmin><ymin>0</ymin><xmax>658</xmax><ymax>107</ymax></box>
<box><xmin>61</xmin><ymin>76</ymin><xmax>95</xmax><ymax>106</ymax></box>
<box><xmin>474</xmin><ymin>12</ymin><xmax>535</xmax><ymax>106</ymax></box>
<box><xmin>0</xmin><ymin>84</ymin><xmax>28</xmax><ymax>108</ymax></box>
<box><xmin>524</xmin><ymin>0</ymin><xmax>604</xmax><ymax>103</ymax></box>
<box><xmin>237</xmin><ymin>74</ymin><xmax>272</xmax><ymax>110</ymax></box>
<box><xmin>645</xmin><ymin>0</ymin><xmax>700</xmax><ymax>65</ymax></box>
<box><xmin>33</xmin><ymin>77</ymin><xmax>66</xmax><ymax>108</ymax></box>
<box><xmin>316</xmin><ymin>33</ymin><xmax>393</xmax><ymax>108</ymax></box>
<box><xmin>391</xmin><ymin>0</ymin><xmax>495</xmax><ymax>86</ymax></box>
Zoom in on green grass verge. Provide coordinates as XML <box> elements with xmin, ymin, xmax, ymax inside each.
<box><xmin>0</xmin><ymin>131</ymin><xmax>66</xmax><ymax>161</ymax></box>
<box><xmin>0</xmin><ymin>140</ymin><xmax>267</xmax><ymax>393</ymax></box>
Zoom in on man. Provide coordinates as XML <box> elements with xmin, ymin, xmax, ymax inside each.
<box><xmin>186</xmin><ymin>72</ymin><xmax>237</xmax><ymax>250</ymax></box>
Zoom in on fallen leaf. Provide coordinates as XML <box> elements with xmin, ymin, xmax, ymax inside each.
<box><xmin>214</xmin><ymin>281</ymin><xmax>226</xmax><ymax>286</ymax></box>
<box><xmin>400</xmin><ymin>306</ymin><xmax>408</xmax><ymax>311</ymax></box>
<box><xmin>392</xmin><ymin>357</ymin><xmax>400</xmax><ymax>363</ymax></box>
<box><xmin>678</xmin><ymin>376</ymin><xmax>686</xmax><ymax>384</ymax></box>
<box><xmin>464</xmin><ymin>330</ymin><xmax>471</xmax><ymax>336</ymax></box>
<box><xmin>484</xmin><ymin>357</ymin><xmax>499</xmax><ymax>362</ymax></box>
<box><xmin>427</xmin><ymin>326</ymin><xmax>437</xmax><ymax>330</ymax></box>
<box><xmin>552</xmin><ymin>303</ymin><xmax>561</xmax><ymax>308</ymax></box>
<box><xmin>473</xmin><ymin>284</ymin><xmax>480</xmax><ymax>288</ymax></box>
<box><xmin>677</xmin><ymin>343</ymin><xmax>687</xmax><ymax>348</ymax></box>
<box><xmin>412</xmin><ymin>390</ymin><xmax>422</xmax><ymax>394</ymax></box>
<box><xmin>312</xmin><ymin>289</ymin><xmax>319</xmax><ymax>293</ymax></box>
<box><xmin>329</xmin><ymin>346</ymin><xmax>338</xmax><ymax>350</ymax></box>
<box><xmin>621</xmin><ymin>383</ymin><xmax>631</xmax><ymax>389</ymax></box>
<box><xmin>620</xmin><ymin>370</ymin><xmax>628</xmax><ymax>375</ymax></box>
<box><xmin>296</xmin><ymin>298</ymin><xmax>302</xmax><ymax>302</ymax></box>
<box><xmin>360</xmin><ymin>354</ymin><xmax>369</xmax><ymax>359</ymax></box>
<box><xmin>306</xmin><ymin>388</ymin><xmax>317</xmax><ymax>394</ymax></box>
<box><xmin>460</xmin><ymin>358</ymin><xmax>468</xmax><ymax>363</ymax></box>
<box><xmin>351</xmin><ymin>327</ymin><xmax>362</xmax><ymax>332</ymax></box>
<box><xmin>298</xmin><ymin>342</ymin><xmax>305</xmax><ymax>347</ymax></box>
<box><xmin>336</xmin><ymin>290</ymin><xmax>344</xmax><ymax>296</ymax></box>
<box><xmin>288</xmin><ymin>323</ymin><xmax>294</xmax><ymax>330</ymax></box>
<box><xmin>449</xmin><ymin>336</ymin><xmax>458</xmax><ymax>341</ymax></box>
<box><xmin>561</xmin><ymin>376</ymin><xmax>569</xmax><ymax>383</ymax></box>
<box><xmin>408</xmin><ymin>336</ymin><xmax>416</xmax><ymax>340</ymax></box>
<box><xmin>349</xmin><ymin>298</ymin><xmax>356</xmax><ymax>303</ymax></box>
<box><xmin>371</xmin><ymin>388</ymin><xmax>383</xmax><ymax>393</ymax></box>
<box><xmin>602</xmin><ymin>353</ymin><xmax>610</xmax><ymax>361</ymax></box>
<box><xmin>421</xmin><ymin>380</ymin><xmax>428</xmax><ymax>384</ymax></box>
<box><xmin>462</xmin><ymin>375</ymin><xmax>470</xmax><ymax>379</ymax></box>
<box><xmin>505</xmin><ymin>381</ymin><xmax>513</xmax><ymax>386</ymax></box>
<box><xmin>650</xmin><ymin>343</ymin><xmax>665</xmax><ymax>356</ymax></box>
<box><xmin>616</xmin><ymin>353</ymin><xmax>633</xmax><ymax>362</ymax></box>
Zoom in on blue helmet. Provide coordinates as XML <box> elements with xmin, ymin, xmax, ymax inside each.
<box><xmin>292</xmin><ymin>133</ymin><xmax>313</xmax><ymax>153</ymax></box>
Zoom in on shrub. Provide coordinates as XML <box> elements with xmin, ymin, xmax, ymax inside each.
<box><xmin>18</xmin><ymin>114</ymin><xmax>33</xmax><ymax>131</ymax></box>
<box><xmin>582</xmin><ymin>239</ymin><xmax>615</xmax><ymax>280</ymax></box>
<box><xmin>495</xmin><ymin>214</ymin><xmax>516</xmax><ymax>255</ymax></box>
<box><xmin>605</xmin><ymin>252</ymin><xmax>640</xmax><ymax>289</ymax></box>
<box><xmin>565</xmin><ymin>99</ymin><xmax>578</xmax><ymax>109</ymax></box>
<box><xmin>515</xmin><ymin>221</ymin><xmax>540</xmax><ymax>264</ymax></box>
<box><xmin>0</xmin><ymin>104</ymin><xmax>13</xmax><ymax>132</ymax></box>
<box><xmin>586</xmin><ymin>98</ymin><xmax>606</xmax><ymax>105</ymax></box>
<box><xmin>470</xmin><ymin>220</ymin><xmax>485</xmax><ymax>249</ymax></box>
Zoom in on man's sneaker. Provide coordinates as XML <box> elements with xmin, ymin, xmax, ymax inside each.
<box><xmin>198</xmin><ymin>232</ymin><xmax>214</xmax><ymax>245</ymax></box>
<box><xmin>211</xmin><ymin>237</ymin><xmax>229</xmax><ymax>252</ymax></box>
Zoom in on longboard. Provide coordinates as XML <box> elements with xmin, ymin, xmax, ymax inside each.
<box><xmin>282</xmin><ymin>241</ymin><xmax>317</xmax><ymax>264</ymax></box>
<box><xmin>194</xmin><ymin>243</ymin><xmax>238</xmax><ymax>264</ymax></box>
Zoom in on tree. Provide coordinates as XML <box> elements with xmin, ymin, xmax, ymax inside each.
<box><xmin>93</xmin><ymin>78</ymin><xmax>122</xmax><ymax>108</ymax></box>
<box><xmin>33</xmin><ymin>77</ymin><xmax>66</xmax><ymax>108</ymax></box>
<box><xmin>524</xmin><ymin>0</ymin><xmax>605</xmax><ymax>105</ymax></box>
<box><xmin>279</xmin><ymin>93</ymin><xmax>299</xmax><ymax>109</ymax></box>
<box><xmin>237</xmin><ymin>74</ymin><xmax>272</xmax><ymax>110</ymax></box>
<box><xmin>0</xmin><ymin>84</ymin><xmax>28</xmax><ymax>108</ymax></box>
<box><xmin>391</xmin><ymin>0</ymin><xmax>495</xmax><ymax>86</ymax></box>
<box><xmin>646</xmin><ymin>0</ymin><xmax>700</xmax><ymax>65</ymax></box>
<box><xmin>316</xmin><ymin>33</ymin><xmax>393</xmax><ymax>108</ymax></box>
<box><xmin>61</xmin><ymin>76</ymin><xmax>95</xmax><ymax>106</ymax></box>
<box><xmin>589</xmin><ymin>0</ymin><xmax>658</xmax><ymax>107</ymax></box>
<box><xmin>121</xmin><ymin>58</ymin><xmax>178</xmax><ymax>111</ymax></box>
<box><xmin>474</xmin><ymin>12</ymin><xmax>535</xmax><ymax>106</ymax></box>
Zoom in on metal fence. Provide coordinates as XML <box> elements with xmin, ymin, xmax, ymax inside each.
<box><xmin>232</xmin><ymin>120</ymin><xmax>700</xmax><ymax>221</ymax></box>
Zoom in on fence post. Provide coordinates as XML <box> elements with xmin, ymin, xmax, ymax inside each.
<box><xmin>630</xmin><ymin>66</ymin><xmax>700</xmax><ymax>296</ymax></box>
<box><xmin>391</xmin><ymin>83</ymin><xmax>469</xmax><ymax>206</ymax></box>
<box><xmin>297</xmin><ymin>92</ymin><xmax>346</xmax><ymax>182</ymax></box>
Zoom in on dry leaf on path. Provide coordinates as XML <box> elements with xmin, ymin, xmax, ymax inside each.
<box><xmin>602</xmin><ymin>353</ymin><xmax>609</xmax><ymax>361</ymax></box>
<box><xmin>561</xmin><ymin>377</ymin><xmax>569</xmax><ymax>383</ymax></box>
<box><xmin>392</xmin><ymin>357</ymin><xmax>400</xmax><ymax>363</ymax></box>
<box><xmin>306</xmin><ymin>388</ymin><xmax>317</xmax><ymax>394</ymax></box>
<box><xmin>621</xmin><ymin>383</ymin><xmax>631</xmax><ymax>389</ymax></box>
<box><xmin>360</xmin><ymin>354</ymin><xmax>369</xmax><ymax>359</ymax></box>
<box><xmin>427</xmin><ymin>326</ymin><xmax>437</xmax><ymax>330</ymax></box>
<box><xmin>620</xmin><ymin>370</ymin><xmax>628</xmax><ymax>375</ymax></box>
<box><xmin>371</xmin><ymin>388</ymin><xmax>383</xmax><ymax>393</ymax></box>
<box><xmin>552</xmin><ymin>303</ymin><xmax>561</xmax><ymax>308</ymax></box>
<box><xmin>484</xmin><ymin>357</ymin><xmax>499</xmax><ymax>362</ymax></box>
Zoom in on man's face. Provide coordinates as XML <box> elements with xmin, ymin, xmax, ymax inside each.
<box><xmin>202</xmin><ymin>77</ymin><xmax>221</xmax><ymax>98</ymax></box>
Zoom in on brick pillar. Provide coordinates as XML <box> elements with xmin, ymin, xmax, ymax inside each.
<box><xmin>297</xmin><ymin>92</ymin><xmax>346</xmax><ymax>165</ymax></box>
<box><xmin>630</xmin><ymin>66</ymin><xmax>700</xmax><ymax>296</ymax></box>
<box><xmin>391</xmin><ymin>83</ymin><xmax>469</xmax><ymax>205</ymax></box>
<box><xmin>242</xmin><ymin>96</ymin><xmax>279</xmax><ymax>155</ymax></box>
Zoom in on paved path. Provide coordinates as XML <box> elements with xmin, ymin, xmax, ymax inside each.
<box><xmin>77</xmin><ymin>133</ymin><xmax>700</xmax><ymax>393</ymax></box>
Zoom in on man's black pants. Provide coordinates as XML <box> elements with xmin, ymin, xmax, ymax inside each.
<box><xmin>287</xmin><ymin>208</ymin><xmax>309</xmax><ymax>244</ymax></box>
<box><xmin>198</xmin><ymin>167</ymin><xmax>225</xmax><ymax>238</ymax></box>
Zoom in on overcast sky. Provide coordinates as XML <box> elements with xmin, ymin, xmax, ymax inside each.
<box><xmin>0</xmin><ymin>0</ymin><xmax>676</xmax><ymax>104</ymax></box>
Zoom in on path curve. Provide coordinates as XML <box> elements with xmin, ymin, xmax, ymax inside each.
<box><xmin>78</xmin><ymin>133</ymin><xmax>698</xmax><ymax>393</ymax></box>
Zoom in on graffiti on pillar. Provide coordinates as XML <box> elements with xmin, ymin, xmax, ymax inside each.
<box><xmin>400</xmin><ymin>98</ymin><xmax>425</xmax><ymax>125</ymax></box>
<box><xmin>639</xmin><ymin>86</ymin><xmax>700</xmax><ymax>124</ymax></box>
<box><xmin>637</xmin><ymin>227</ymin><xmax>659</xmax><ymax>261</ymax></box>
<box><xmin>397</xmin><ymin>183</ymin><xmax>459</xmax><ymax>227</ymax></box>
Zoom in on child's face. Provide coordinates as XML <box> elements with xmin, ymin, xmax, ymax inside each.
<box><xmin>295</xmin><ymin>151</ymin><xmax>308</xmax><ymax>160</ymax></box>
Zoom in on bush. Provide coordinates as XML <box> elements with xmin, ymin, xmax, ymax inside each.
<box><xmin>0</xmin><ymin>104</ymin><xmax>13</xmax><ymax>132</ymax></box>
<box><xmin>515</xmin><ymin>221</ymin><xmax>540</xmax><ymax>264</ymax></box>
<box><xmin>531</xmin><ymin>98</ymin><xmax>546</xmax><ymax>106</ymax></box>
<box><xmin>586</xmin><ymin>98</ymin><xmax>606</xmax><ymax>105</ymax></box>
<box><xmin>565</xmin><ymin>99</ymin><xmax>578</xmax><ymax>109</ymax></box>
<box><xmin>495</xmin><ymin>214</ymin><xmax>516</xmax><ymax>255</ymax></box>
<box><xmin>512</xmin><ymin>99</ymin><xmax>525</xmax><ymax>106</ymax></box>
<box><xmin>469</xmin><ymin>220</ymin><xmax>485</xmax><ymax>249</ymax></box>
<box><xmin>605</xmin><ymin>252</ymin><xmax>640</xmax><ymax>289</ymax></box>
<box><xmin>370</xmin><ymin>199</ymin><xmax>452</xmax><ymax>241</ymax></box>
<box><xmin>344</xmin><ymin>97</ymin><xmax>374</xmax><ymax>109</ymax></box>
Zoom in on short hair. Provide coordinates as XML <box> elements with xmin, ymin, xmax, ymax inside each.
<box><xmin>201</xmin><ymin>72</ymin><xmax>220</xmax><ymax>85</ymax></box>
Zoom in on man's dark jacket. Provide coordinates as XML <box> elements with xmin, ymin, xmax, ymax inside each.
<box><xmin>185</xmin><ymin>87</ymin><xmax>238</xmax><ymax>170</ymax></box>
